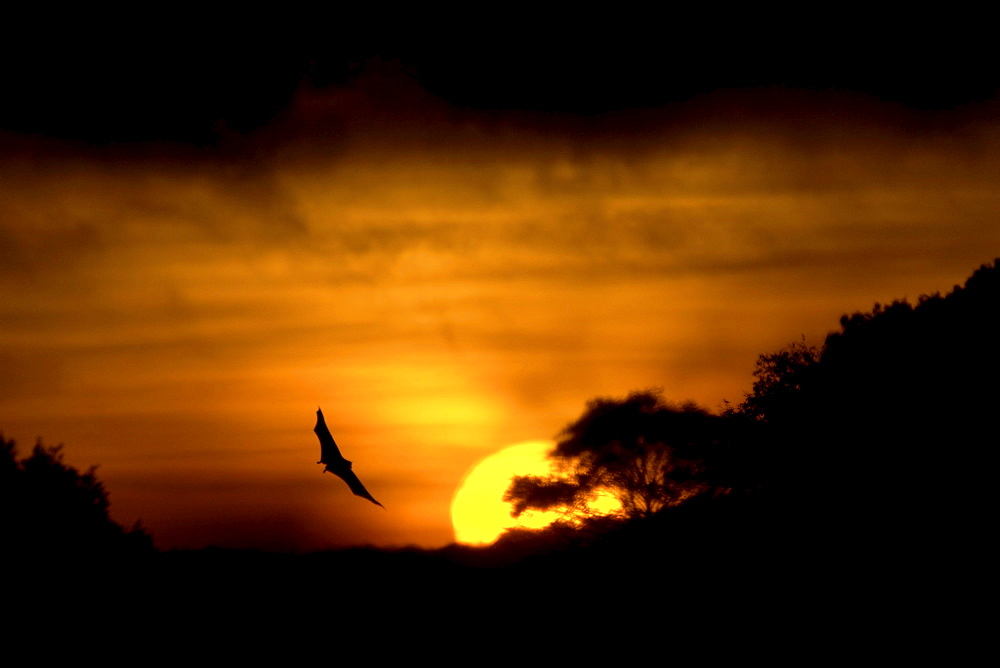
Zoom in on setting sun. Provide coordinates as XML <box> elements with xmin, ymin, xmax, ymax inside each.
<box><xmin>3</xmin><ymin>40</ymin><xmax>998</xmax><ymax>553</ymax></box>
<box><xmin>3</xmin><ymin>25</ymin><xmax>994</xmax><ymax>650</ymax></box>
<box><xmin>451</xmin><ymin>440</ymin><xmax>623</xmax><ymax>545</ymax></box>
<box><xmin>451</xmin><ymin>441</ymin><xmax>562</xmax><ymax>545</ymax></box>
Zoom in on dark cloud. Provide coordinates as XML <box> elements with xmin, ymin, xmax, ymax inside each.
<box><xmin>3</xmin><ymin>14</ymin><xmax>996</xmax><ymax>145</ymax></box>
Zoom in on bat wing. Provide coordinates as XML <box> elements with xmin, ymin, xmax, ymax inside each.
<box><xmin>314</xmin><ymin>407</ymin><xmax>385</xmax><ymax>509</ymax></box>
<box><xmin>335</xmin><ymin>468</ymin><xmax>385</xmax><ymax>508</ymax></box>
<box><xmin>314</xmin><ymin>408</ymin><xmax>344</xmax><ymax>465</ymax></box>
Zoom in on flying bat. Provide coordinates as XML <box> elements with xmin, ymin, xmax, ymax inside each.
<box><xmin>314</xmin><ymin>407</ymin><xmax>384</xmax><ymax>508</ymax></box>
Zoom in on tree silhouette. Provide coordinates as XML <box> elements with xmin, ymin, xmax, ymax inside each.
<box><xmin>502</xmin><ymin>258</ymin><xmax>999</xmax><ymax>553</ymax></box>
<box><xmin>738</xmin><ymin>339</ymin><xmax>819</xmax><ymax>424</ymax></box>
<box><xmin>504</xmin><ymin>391</ymin><xmax>734</xmax><ymax>523</ymax></box>
<box><xmin>1</xmin><ymin>435</ymin><xmax>153</xmax><ymax>559</ymax></box>
<box><xmin>731</xmin><ymin>258</ymin><xmax>1000</xmax><ymax>546</ymax></box>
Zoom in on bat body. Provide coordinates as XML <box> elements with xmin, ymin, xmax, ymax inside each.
<box><xmin>314</xmin><ymin>408</ymin><xmax>384</xmax><ymax>508</ymax></box>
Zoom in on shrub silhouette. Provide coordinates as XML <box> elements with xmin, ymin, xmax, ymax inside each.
<box><xmin>1</xmin><ymin>435</ymin><xmax>153</xmax><ymax>559</ymax></box>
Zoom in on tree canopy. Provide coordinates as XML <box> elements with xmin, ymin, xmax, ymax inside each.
<box><xmin>504</xmin><ymin>391</ymin><xmax>738</xmax><ymax>524</ymax></box>
<box><xmin>730</xmin><ymin>258</ymin><xmax>1000</xmax><ymax>538</ymax></box>
<box><xmin>505</xmin><ymin>258</ymin><xmax>1000</xmax><ymax>547</ymax></box>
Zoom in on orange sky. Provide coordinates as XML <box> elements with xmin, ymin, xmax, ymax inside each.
<box><xmin>2</xmin><ymin>64</ymin><xmax>998</xmax><ymax>550</ymax></box>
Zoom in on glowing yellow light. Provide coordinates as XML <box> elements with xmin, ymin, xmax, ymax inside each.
<box><xmin>450</xmin><ymin>442</ymin><xmax>624</xmax><ymax>545</ymax></box>
<box><xmin>451</xmin><ymin>440</ymin><xmax>560</xmax><ymax>545</ymax></box>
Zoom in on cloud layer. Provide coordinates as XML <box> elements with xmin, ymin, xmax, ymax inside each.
<box><xmin>2</xmin><ymin>70</ymin><xmax>998</xmax><ymax>549</ymax></box>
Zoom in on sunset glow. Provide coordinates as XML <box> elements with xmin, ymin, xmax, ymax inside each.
<box><xmin>451</xmin><ymin>440</ymin><xmax>623</xmax><ymax>545</ymax></box>
<box><xmin>2</xmin><ymin>51</ymin><xmax>998</xmax><ymax>552</ymax></box>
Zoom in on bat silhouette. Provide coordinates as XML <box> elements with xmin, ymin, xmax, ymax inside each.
<box><xmin>314</xmin><ymin>407</ymin><xmax>384</xmax><ymax>508</ymax></box>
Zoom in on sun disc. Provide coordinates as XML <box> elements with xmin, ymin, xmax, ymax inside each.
<box><xmin>451</xmin><ymin>440</ymin><xmax>561</xmax><ymax>545</ymax></box>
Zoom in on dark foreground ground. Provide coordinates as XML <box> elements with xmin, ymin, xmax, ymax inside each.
<box><xmin>9</xmin><ymin>514</ymin><xmax>977</xmax><ymax>663</ymax></box>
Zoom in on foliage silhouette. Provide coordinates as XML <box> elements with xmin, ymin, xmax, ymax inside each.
<box><xmin>737</xmin><ymin>339</ymin><xmax>820</xmax><ymax>423</ymax></box>
<box><xmin>733</xmin><ymin>257</ymin><xmax>1000</xmax><ymax>545</ymax></box>
<box><xmin>503</xmin><ymin>258</ymin><xmax>999</xmax><ymax>558</ymax></box>
<box><xmin>1</xmin><ymin>435</ymin><xmax>153</xmax><ymax>559</ymax></box>
<box><xmin>504</xmin><ymin>391</ymin><xmax>742</xmax><ymax>523</ymax></box>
